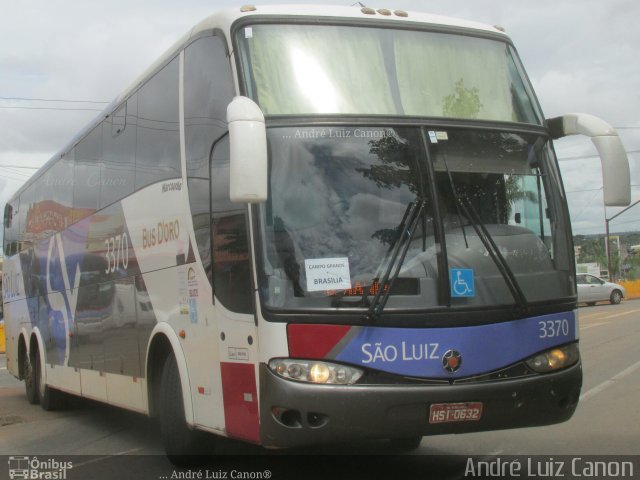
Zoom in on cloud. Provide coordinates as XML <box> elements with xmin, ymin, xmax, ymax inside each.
<box><xmin>1</xmin><ymin>0</ymin><xmax>638</xmax><ymax>238</ymax></box>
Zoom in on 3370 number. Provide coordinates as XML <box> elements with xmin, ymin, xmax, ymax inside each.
<box><xmin>538</xmin><ymin>319</ymin><xmax>570</xmax><ymax>339</ymax></box>
<box><xmin>104</xmin><ymin>233</ymin><xmax>130</xmax><ymax>274</ymax></box>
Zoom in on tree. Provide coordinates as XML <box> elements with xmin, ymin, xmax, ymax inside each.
<box><xmin>442</xmin><ymin>79</ymin><xmax>482</xmax><ymax>119</ymax></box>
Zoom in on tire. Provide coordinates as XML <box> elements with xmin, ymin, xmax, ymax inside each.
<box><xmin>610</xmin><ymin>290</ymin><xmax>623</xmax><ymax>305</ymax></box>
<box><xmin>159</xmin><ymin>353</ymin><xmax>214</xmax><ymax>465</ymax></box>
<box><xmin>388</xmin><ymin>436</ymin><xmax>423</xmax><ymax>452</ymax></box>
<box><xmin>23</xmin><ymin>350</ymin><xmax>39</xmax><ymax>405</ymax></box>
<box><xmin>33</xmin><ymin>346</ymin><xmax>65</xmax><ymax>411</ymax></box>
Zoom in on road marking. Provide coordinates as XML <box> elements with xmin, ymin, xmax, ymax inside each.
<box><xmin>579</xmin><ymin>312</ymin><xmax>602</xmax><ymax>321</ymax></box>
<box><xmin>600</xmin><ymin>309</ymin><xmax>640</xmax><ymax>320</ymax></box>
<box><xmin>72</xmin><ymin>448</ymin><xmax>143</xmax><ymax>468</ymax></box>
<box><xmin>581</xmin><ymin>322</ymin><xmax>607</xmax><ymax>331</ymax></box>
<box><xmin>580</xmin><ymin>359</ymin><xmax>640</xmax><ymax>402</ymax></box>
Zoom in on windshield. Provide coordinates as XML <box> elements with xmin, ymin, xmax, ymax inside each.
<box><xmin>256</xmin><ymin>126</ymin><xmax>574</xmax><ymax>314</ymax></box>
<box><xmin>236</xmin><ymin>23</ymin><xmax>541</xmax><ymax>124</ymax></box>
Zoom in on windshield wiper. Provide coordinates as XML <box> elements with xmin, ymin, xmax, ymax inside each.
<box><xmin>460</xmin><ymin>198</ymin><xmax>528</xmax><ymax>311</ymax></box>
<box><xmin>441</xmin><ymin>161</ymin><xmax>528</xmax><ymax>312</ymax></box>
<box><xmin>331</xmin><ymin>201</ymin><xmax>413</xmax><ymax>309</ymax></box>
<box><xmin>365</xmin><ymin>199</ymin><xmax>426</xmax><ymax>321</ymax></box>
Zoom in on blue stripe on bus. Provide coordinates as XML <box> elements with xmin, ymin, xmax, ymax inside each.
<box><xmin>334</xmin><ymin>311</ymin><xmax>577</xmax><ymax>378</ymax></box>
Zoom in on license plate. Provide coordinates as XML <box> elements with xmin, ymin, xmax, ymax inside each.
<box><xmin>429</xmin><ymin>402</ymin><xmax>483</xmax><ymax>424</ymax></box>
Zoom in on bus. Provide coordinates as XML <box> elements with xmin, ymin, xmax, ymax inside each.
<box><xmin>2</xmin><ymin>5</ymin><xmax>631</xmax><ymax>460</ymax></box>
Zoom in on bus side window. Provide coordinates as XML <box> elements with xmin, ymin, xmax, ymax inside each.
<box><xmin>101</xmin><ymin>95</ymin><xmax>136</xmax><ymax>208</ymax></box>
<box><xmin>135</xmin><ymin>57</ymin><xmax>180</xmax><ymax>190</ymax></box>
<box><xmin>18</xmin><ymin>187</ymin><xmax>32</xmax><ymax>252</ymax></box>
<box><xmin>211</xmin><ymin>137</ymin><xmax>254</xmax><ymax>315</ymax></box>
<box><xmin>184</xmin><ymin>34</ymin><xmax>236</xmax><ymax>285</ymax></box>
<box><xmin>74</xmin><ymin>128</ymin><xmax>101</xmax><ymax>223</ymax></box>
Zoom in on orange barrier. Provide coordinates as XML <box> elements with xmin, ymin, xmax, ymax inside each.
<box><xmin>0</xmin><ymin>322</ymin><xmax>5</xmax><ymax>354</ymax></box>
<box><xmin>619</xmin><ymin>280</ymin><xmax>640</xmax><ymax>300</ymax></box>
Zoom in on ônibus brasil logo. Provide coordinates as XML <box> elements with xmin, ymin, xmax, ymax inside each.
<box><xmin>8</xmin><ymin>456</ymin><xmax>73</xmax><ymax>480</ymax></box>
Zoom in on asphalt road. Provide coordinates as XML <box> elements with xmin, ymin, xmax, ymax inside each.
<box><xmin>0</xmin><ymin>301</ymin><xmax>638</xmax><ymax>480</ymax></box>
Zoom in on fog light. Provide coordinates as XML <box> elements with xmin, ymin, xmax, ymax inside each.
<box><xmin>525</xmin><ymin>344</ymin><xmax>579</xmax><ymax>373</ymax></box>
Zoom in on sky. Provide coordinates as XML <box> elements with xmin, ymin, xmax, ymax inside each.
<box><xmin>1</xmin><ymin>0</ymin><xmax>639</xmax><ymax>242</ymax></box>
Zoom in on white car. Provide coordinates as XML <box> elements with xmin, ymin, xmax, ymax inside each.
<box><xmin>577</xmin><ymin>274</ymin><xmax>626</xmax><ymax>305</ymax></box>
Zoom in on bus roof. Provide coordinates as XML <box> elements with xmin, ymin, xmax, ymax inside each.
<box><xmin>118</xmin><ymin>4</ymin><xmax>507</xmax><ymax>105</ymax></box>
<box><xmin>10</xmin><ymin>4</ymin><xmax>507</xmax><ymax>201</ymax></box>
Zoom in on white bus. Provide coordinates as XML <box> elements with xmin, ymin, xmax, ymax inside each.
<box><xmin>2</xmin><ymin>5</ymin><xmax>630</xmax><ymax>461</ymax></box>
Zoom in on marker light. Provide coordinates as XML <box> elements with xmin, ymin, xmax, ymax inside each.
<box><xmin>269</xmin><ymin>359</ymin><xmax>364</xmax><ymax>385</ymax></box>
<box><xmin>525</xmin><ymin>344</ymin><xmax>579</xmax><ymax>373</ymax></box>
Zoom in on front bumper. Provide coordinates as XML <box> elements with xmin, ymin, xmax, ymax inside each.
<box><xmin>259</xmin><ymin>361</ymin><xmax>582</xmax><ymax>448</ymax></box>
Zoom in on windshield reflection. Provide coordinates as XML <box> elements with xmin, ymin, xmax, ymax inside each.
<box><xmin>257</xmin><ymin>126</ymin><xmax>572</xmax><ymax>315</ymax></box>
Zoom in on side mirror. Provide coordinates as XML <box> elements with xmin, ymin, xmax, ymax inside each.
<box><xmin>547</xmin><ymin>113</ymin><xmax>630</xmax><ymax>207</ymax></box>
<box><xmin>227</xmin><ymin>96</ymin><xmax>268</xmax><ymax>203</ymax></box>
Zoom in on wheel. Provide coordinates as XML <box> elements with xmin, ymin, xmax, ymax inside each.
<box><xmin>33</xmin><ymin>346</ymin><xmax>65</xmax><ymax>411</ymax></box>
<box><xmin>610</xmin><ymin>290</ymin><xmax>623</xmax><ymax>305</ymax></box>
<box><xmin>23</xmin><ymin>350</ymin><xmax>39</xmax><ymax>405</ymax></box>
<box><xmin>388</xmin><ymin>436</ymin><xmax>423</xmax><ymax>452</ymax></box>
<box><xmin>159</xmin><ymin>353</ymin><xmax>214</xmax><ymax>464</ymax></box>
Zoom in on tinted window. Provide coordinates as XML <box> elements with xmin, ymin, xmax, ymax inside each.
<box><xmin>211</xmin><ymin>137</ymin><xmax>253</xmax><ymax>314</ymax></box>
<box><xmin>587</xmin><ymin>275</ymin><xmax>603</xmax><ymax>285</ymax></box>
<box><xmin>58</xmin><ymin>154</ymin><xmax>75</xmax><ymax>228</ymax></box>
<box><xmin>184</xmin><ymin>35</ymin><xmax>236</xmax><ymax>280</ymax></box>
<box><xmin>74</xmin><ymin>127</ymin><xmax>101</xmax><ymax>222</ymax></box>
<box><xmin>18</xmin><ymin>186</ymin><xmax>34</xmax><ymax>251</ymax></box>
<box><xmin>100</xmin><ymin>95</ymin><xmax>137</xmax><ymax>208</ymax></box>
<box><xmin>28</xmin><ymin>159</ymin><xmax>74</xmax><ymax>240</ymax></box>
<box><xmin>185</xmin><ymin>35</ymin><xmax>235</xmax><ymax>178</ymax></box>
<box><xmin>29</xmin><ymin>174</ymin><xmax>59</xmax><ymax>241</ymax></box>
<box><xmin>135</xmin><ymin>57</ymin><xmax>180</xmax><ymax>189</ymax></box>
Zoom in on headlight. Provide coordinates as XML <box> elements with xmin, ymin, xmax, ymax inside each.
<box><xmin>525</xmin><ymin>344</ymin><xmax>580</xmax><ymax>373</ymax></box>
<box><xmin>269</xmin><ymin>359</ymin><xmax>364</xmax><ymax>385</ymax></box>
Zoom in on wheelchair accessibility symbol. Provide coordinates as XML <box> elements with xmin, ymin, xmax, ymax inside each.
<box><xmin>450</xmin><ymin>268</ymin><xmax>475</xmax><ymax>297</ymax></box>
